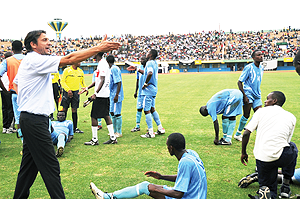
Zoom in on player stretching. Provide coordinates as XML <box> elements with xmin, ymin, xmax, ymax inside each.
<box><xmin>200</xmin><ymin>89</ymin><xmax>243</xmax><ymax>145</ymax></box>
<box><xmin>131</xmin><ymin>56</ymin><xmax>147</xmax><ymax>132</ymax></box>
<box><xmin>140</xmin><ymin>49</ymin><xmax>165</xmax><ymax>138</ymax></box>
<box><xmin>235</xmin><ymin>50</ymin><xmax>264</xmax><ymax>141</ymax></box>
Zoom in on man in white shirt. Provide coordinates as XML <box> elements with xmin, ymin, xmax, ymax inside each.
<box><xmin>241</xmin><ymin>91</ymin><xmax>298</xmax><ymax>199</ymax></box>
<box><xmin>80</xmin><ymin>52</ymin><xmax>117</xmax><ymax>145</ymax></box>
<box><xmin>13</xmin><ymin>30</ymin><xmax>120</xmax><ymax>199</ymax></box>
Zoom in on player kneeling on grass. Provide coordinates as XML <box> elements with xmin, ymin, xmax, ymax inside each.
<box><xmin>199</xmin><ymin>89</ymin><xmax>243</xmax><ymax>145</ymax></box>
<box><xmin>50</xmin><ymin>111</ymin><xmax>74</xmax><ymax>157</ymax></box>
<box><xmin>90</xmin><ymin>133</ymin><xmax>207</xmax><ymax>199</ymax></box>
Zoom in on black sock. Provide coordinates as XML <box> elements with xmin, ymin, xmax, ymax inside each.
<box><xmin>72</xmin><ymin>112</ymin><xmax>78</xmax><ymax>130</ymax></box>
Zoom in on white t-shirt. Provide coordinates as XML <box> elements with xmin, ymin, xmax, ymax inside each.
<box><xmin>245</xmin><ymin>105</ymin><xmax>296</xmax><ymax>162</ymax></box>
<box><xmin>14</xmin><ymin>52</ymin><xmax>61</xmax><ymax>116</ymax></box>
<box><xmin>94</xmin><ymin>58</ymin><xmax>110</xmax><ymax>98</ymax></box>
<box><xmin>0</xmin><ymin>72</ymin><xmax>9</xmax><ymax>91</ymax></box>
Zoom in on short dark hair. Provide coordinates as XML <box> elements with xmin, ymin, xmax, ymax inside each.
<box><xmin>271</xmin><ymin>91</ymin><xmax>286</xmax><ymax>106</ymax></box>
<box><xmin>4</xmin><ymin>52</ymin><xmax>13</xmax><ymax>58</ymax></box>
<box><xmin>24</xmin><ymin>30</ymin><xmax>46</xmax><ymax>52</ymax></box>
<box><xmin>150</xmin><ymin>49</ymin><xmax>158</xmax><ymax>59</ymax></box>
<box><xmin>95</xmin><ymin>52</ymin><xmax>104</xmax><ymax>59</ymax></box>
<box><xmin>167</xmin><ymin>133</ymin><xmax>185</xmax><ymax>151</ymax></box>
<box><xmin>12</xmin><ymin>40</ymin><xmax>23</xmax><ymax>52</ymax></box>
<box><xmin>106</xmin><ymin>55</ymin><xmax>115</xmax><ymax>64</ymax></box>
<box><xmin>294</xmin><ymin>50</ymin><xmax>300</xmax><ymax>67</ymax></box>
<box><xmin>251</xmin><ymin>50</ymin><xmax>260</xmax><ymax>58</ymax></box>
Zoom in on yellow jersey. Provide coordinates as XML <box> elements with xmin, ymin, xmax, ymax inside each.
<box><xmin>61</xmin><ymin>66</ymin><xmax>86</xmax><ymax>91</ymax></box>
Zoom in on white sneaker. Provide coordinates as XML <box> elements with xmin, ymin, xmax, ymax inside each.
<box><xmin>234</xmin><ymin>134</ymin><xmax>243</xmax><ymax>141</ymax></box>
<box><xmin>155</xmin><ymin>128</ymin><xmax>165</xmax><ymax>135</ymax></box>
<box><xmin>90</xmin><ymin>182</ymin><xmax>104</xmax><ymax>199</ymax></box>
<box><xmin>2</xmin><ymin>128</ymin><xmax>7</xmax><ymax>134</ymax></box>
<box><xmin>140</xmin><ymin>132</ymin><xmax>155</xmax><ymax>138</ymax></box>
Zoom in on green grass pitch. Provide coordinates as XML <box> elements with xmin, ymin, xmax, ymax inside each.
<box><xmin>1</xmin><ymin>71</ymin><xmax>300</xmax><ymax>198</ymax></box>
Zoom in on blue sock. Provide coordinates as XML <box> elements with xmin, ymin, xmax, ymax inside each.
<box><xmin>116</xmin><ymin>116</ymin><xmax>122</xmax><ymax>135</ymax></box>
<box><xmin>237</xmin><ymin>116</ymin><xmax>248</xmax><ymax>134</ymax></box>
<box><xmin>98</xmin><ymin>119</ymin><xmax>102</xmax><ymax>126</ymax></box>
<box><xmin>111</xmin><ymin>115</ymin><xmax>116</xmax><ymax>133</ymax></box>
<box><xmin>136</xmin><ymin>111</ymin><xmax>142</xmax><ymax>128</ymax></box>
<box><xmin>17</xmin><ymin>128</ymin><xmax>23</xmax><ymax>141</ymax></box>
<box><xmin>57</xmin><ymin>134</ymin><xmax>66</xmax><ymax>148</ymax></box>
<box><xmin>151</xmin><ymin>111</ymin><xmax>161</xmax><ymax>126</ymax></box>
<box><xmin>225</xmin><ymin>120</ymin><xmax>236</xmax><ymax>142</ymax></box>
<box><xmin>104</xmin><ymin>181</ymin><xmax>150</xmax><ymax>199</ymax></box>
<box><xmin>222</xmin><ymin>118</ymin><xmax>229</xmax><ymax>139</ymax></box>
<box><xmin>145</xmin><ymin>113</ymin><xmax>153</xmax><ymax>129</ymax></box>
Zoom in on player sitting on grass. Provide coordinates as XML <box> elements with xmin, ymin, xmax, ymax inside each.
<box><xmin>199</xmin><ymin>89</ymin><xmax>243</xmax><ymax>145</ymax></box>
<box><xmin>50</xmin><ymin>111</ymin><xmax>74</xmax><ymax>157</ymax></box>
<box><xmin>90</xmin><ymin>133</ymin><xmax>207</xmax><ymax>199</ymax></box>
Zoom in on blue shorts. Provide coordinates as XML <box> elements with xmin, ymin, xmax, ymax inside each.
<box><xmin>51</xmin><ymin>131</ymin><xmax>68</xmax><ymax>144</ymax></box>
<box><xmin>245</xmin><ymin>92</ymin><xmax>262</xmax><ymax>109</ymax></box>
<box><xmin>12</xmin><ymin>93</ymin><xmax>20</xmax><ymax>124</ymax></box>
<box><xmin>223</xmin><ymin>90</ymin><xmax>243</xmax><ymax>118</ymax></box>
<box><xmin>136</xmin><ymin>95</ymin><xmax>143</xmax><ymax>110</ymax></box>
<box><xmin>142</xmin><ymin>95</ymin><xmax>155</xmax><ymax>112</ymax></box>
<box><xmin>109</xmin><ymin>100</ymin><xmax>122</xmax><ymax>115</ymax></box>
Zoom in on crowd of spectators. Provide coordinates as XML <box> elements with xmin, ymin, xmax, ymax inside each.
<box><xmin>1</xmin><ymin>28</ymin><xmax>300</xmax><ymax>63</ymax></box>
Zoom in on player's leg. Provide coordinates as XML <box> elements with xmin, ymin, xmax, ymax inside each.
<box><xmin>225</xmin><ymin>116</ymin><xmax>236</xmax><ymax>143</ymax></box>
<box><xmin>12</xmin><ymin>93</ymin><xmax>23</xmax><ymax>142</ymax></box>
<box><xmin>56</xmin><ymin>133</ymin><xmax>66</xmax><ymax>157</ymax></box>
<box><xmin>151</xmin><ymin>101</ymin><xmax>165</xmax><ymax>135</ymax></box>
<box><xmin>141</xmin><ymin>96</ymin><xmax>155</xmax><ymax>138</ymax></box>
<box><xmin>85</xmin><ymin>100</ymin><xmax>100</xmax><ymax>146</ymax></box>
<box><xmin>110</xmin><ymin>99</ymin><xmax>117</xmax><ymax>134</ymax></box>
<box><xmin>97</xmin><ymin>118</ymin><xmax>102</xmax><ymax>130</ymax></box>
<box><xmin>90</xmin><ymin>181</ymin><xmax>151</xmax><ymax>199</ymax></box>
<box><xmin>103</xmin><ymin>115</ymin><xmax>117</xmax><ymax>144</ymax></box>
<box><xmin>132</xmin><ymin>95</ymin><xmax>143</xmax><ymax>132</ymax></box>
<box><xmin>221</xmin><ymin>115</ymin><xmax>229</xmax><ymax>140</ymax></box>
<box><xmin>236</xmin><ymin>103</ymin><xmax>252</xmax><ymax>136</ymax></box>
<box><xmin>72</xmin><ymin>91</ymin><xmax>83</xmax><ymax>133</ymax></box>
<box><xmin>114</xmin><ymin>101</ymin><xmax>123</xmax><ymax>137</ymax></box>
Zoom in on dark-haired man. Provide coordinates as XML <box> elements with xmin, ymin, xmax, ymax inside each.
<box><xmin>140</xmin><ymin>49</ymin><xmax>165</xmax><ymax>138</ymax></box>
<box><xmin>235</xmin><ymin>50</ymin><xmax>264</xmax><ymax>141</ymax></box>
<box><xmin>0</xmin><ymin>40</ymin><xmax>25</xmax><ymax>140</ymax></box>
<box><xmin>90</xmin><ymin>132</ymin><xmax>207</xmax><ymax>199</ymax></box>
<box><xmin>241</xmin><ymin>91</ymin><xmax>298</xmax><ymax>199</ymax></box>
<box><xmin>13</xmin><ymin>30</ymin><xmax>120</xmax><ymax>199</ymax></box>
<box><xmin>107</xmin><ymin>55</ymin><xmax>124</xmax><ymax>138</ymax></box>
<box><xmin>80</xmin><ymin>52</ymin><xmax>117</xmax><ymax>145</ymax></box>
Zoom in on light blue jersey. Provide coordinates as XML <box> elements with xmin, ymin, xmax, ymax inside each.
<box><xmin>293</xmin><ymin>168</ymin><xmax>300</xmax><ymax>183</ymax></box>
<box><xmin>141</xmin><ymin>60</ymin><xmax>158</xmax><ymax>96</ymax></box>
<box><xmin>239</xmin><ymin>62</ymin><xmax>263</xmax><ymax>99</ymax></box>
<box><xmin>137</xmin><ymin>64</ymin><xmax>145</xmax><ymax>97</ymax></box>
<box><xmin>92</xmin><ymin>70</ymin><xmax>96</xmax><ymax>82</ymax></box>
<box><xmin>0</xmin><ymin>54</ymin><xmax>25</xmax><ymax>77</ymax></box>
<box><xmin>171</xmin><ymin>149</ymin><xmax>207</xmax><ymax>199</ymax></box>
<box><xmin>50</xmin><ymin>120</ymin><xmax>73</xmax><ymax>143</ymax></box>
<box><xmin>206</xmin><ymin>89</ymin><xmax>243</xmax><ymax>121</ymax></box>
<box><xmin>110</xmin><ymin>65</ymin><xmax>124</xmax><ymax>102</ymax></box>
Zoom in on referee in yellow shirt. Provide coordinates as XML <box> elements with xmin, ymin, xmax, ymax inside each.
<box><xmin>61</xmin><ymin>62</ymin><xmax>86</xmax><ymax>133</ymax></box>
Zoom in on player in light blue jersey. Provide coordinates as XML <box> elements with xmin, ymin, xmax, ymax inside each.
<box><xmin>107</xmin><ymin>55</ymin><xmax>124</xmax><ymax>138</ymax></box>
<box><xmin>92</xmin><ymin>69</ymin><xmax>102</xmax><ymax>130</ymax></box>
<box><xmin>131</xmin><ymin>56</ymin><xmax>147</xmax><ymax>132</ymax></box>
<box><xmin>50</xmin><ymin>111</ymin><xmax>74</xmax><ymax>157</ymax></box>
<box><xmin>140</xmin><ymin>49</ymin><xmax>165</xmax><ymax>138</ymax></box>
<box><xmin>235</xmin><ymin>50</ymin><xmax>264</xmax><ymax>141</ymax></box>
<box><xmin>200</xmin><ymin>89</ymin><xmax>243</xmax><ymax>145</ymax></box>
<box><xmin>90</xmin><ymin>133</ymin><xmax>207</xmax><ymax>199</ymax></box>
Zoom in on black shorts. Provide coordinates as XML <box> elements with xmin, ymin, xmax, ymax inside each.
<box><xmin>91</xmin><ymin>97</ymin><xmax>110</xmax><ymax>119</ymax></box>
<box><xmin>61</xmin><ymin>90</ymin><xmax>80</xmax><ymax>109</ymax></box>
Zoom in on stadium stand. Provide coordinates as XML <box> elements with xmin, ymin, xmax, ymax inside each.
<box><xmin>1</xmin><ymin>28</ymin><xmax>299</xmax><ymax>70</ymax></box>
